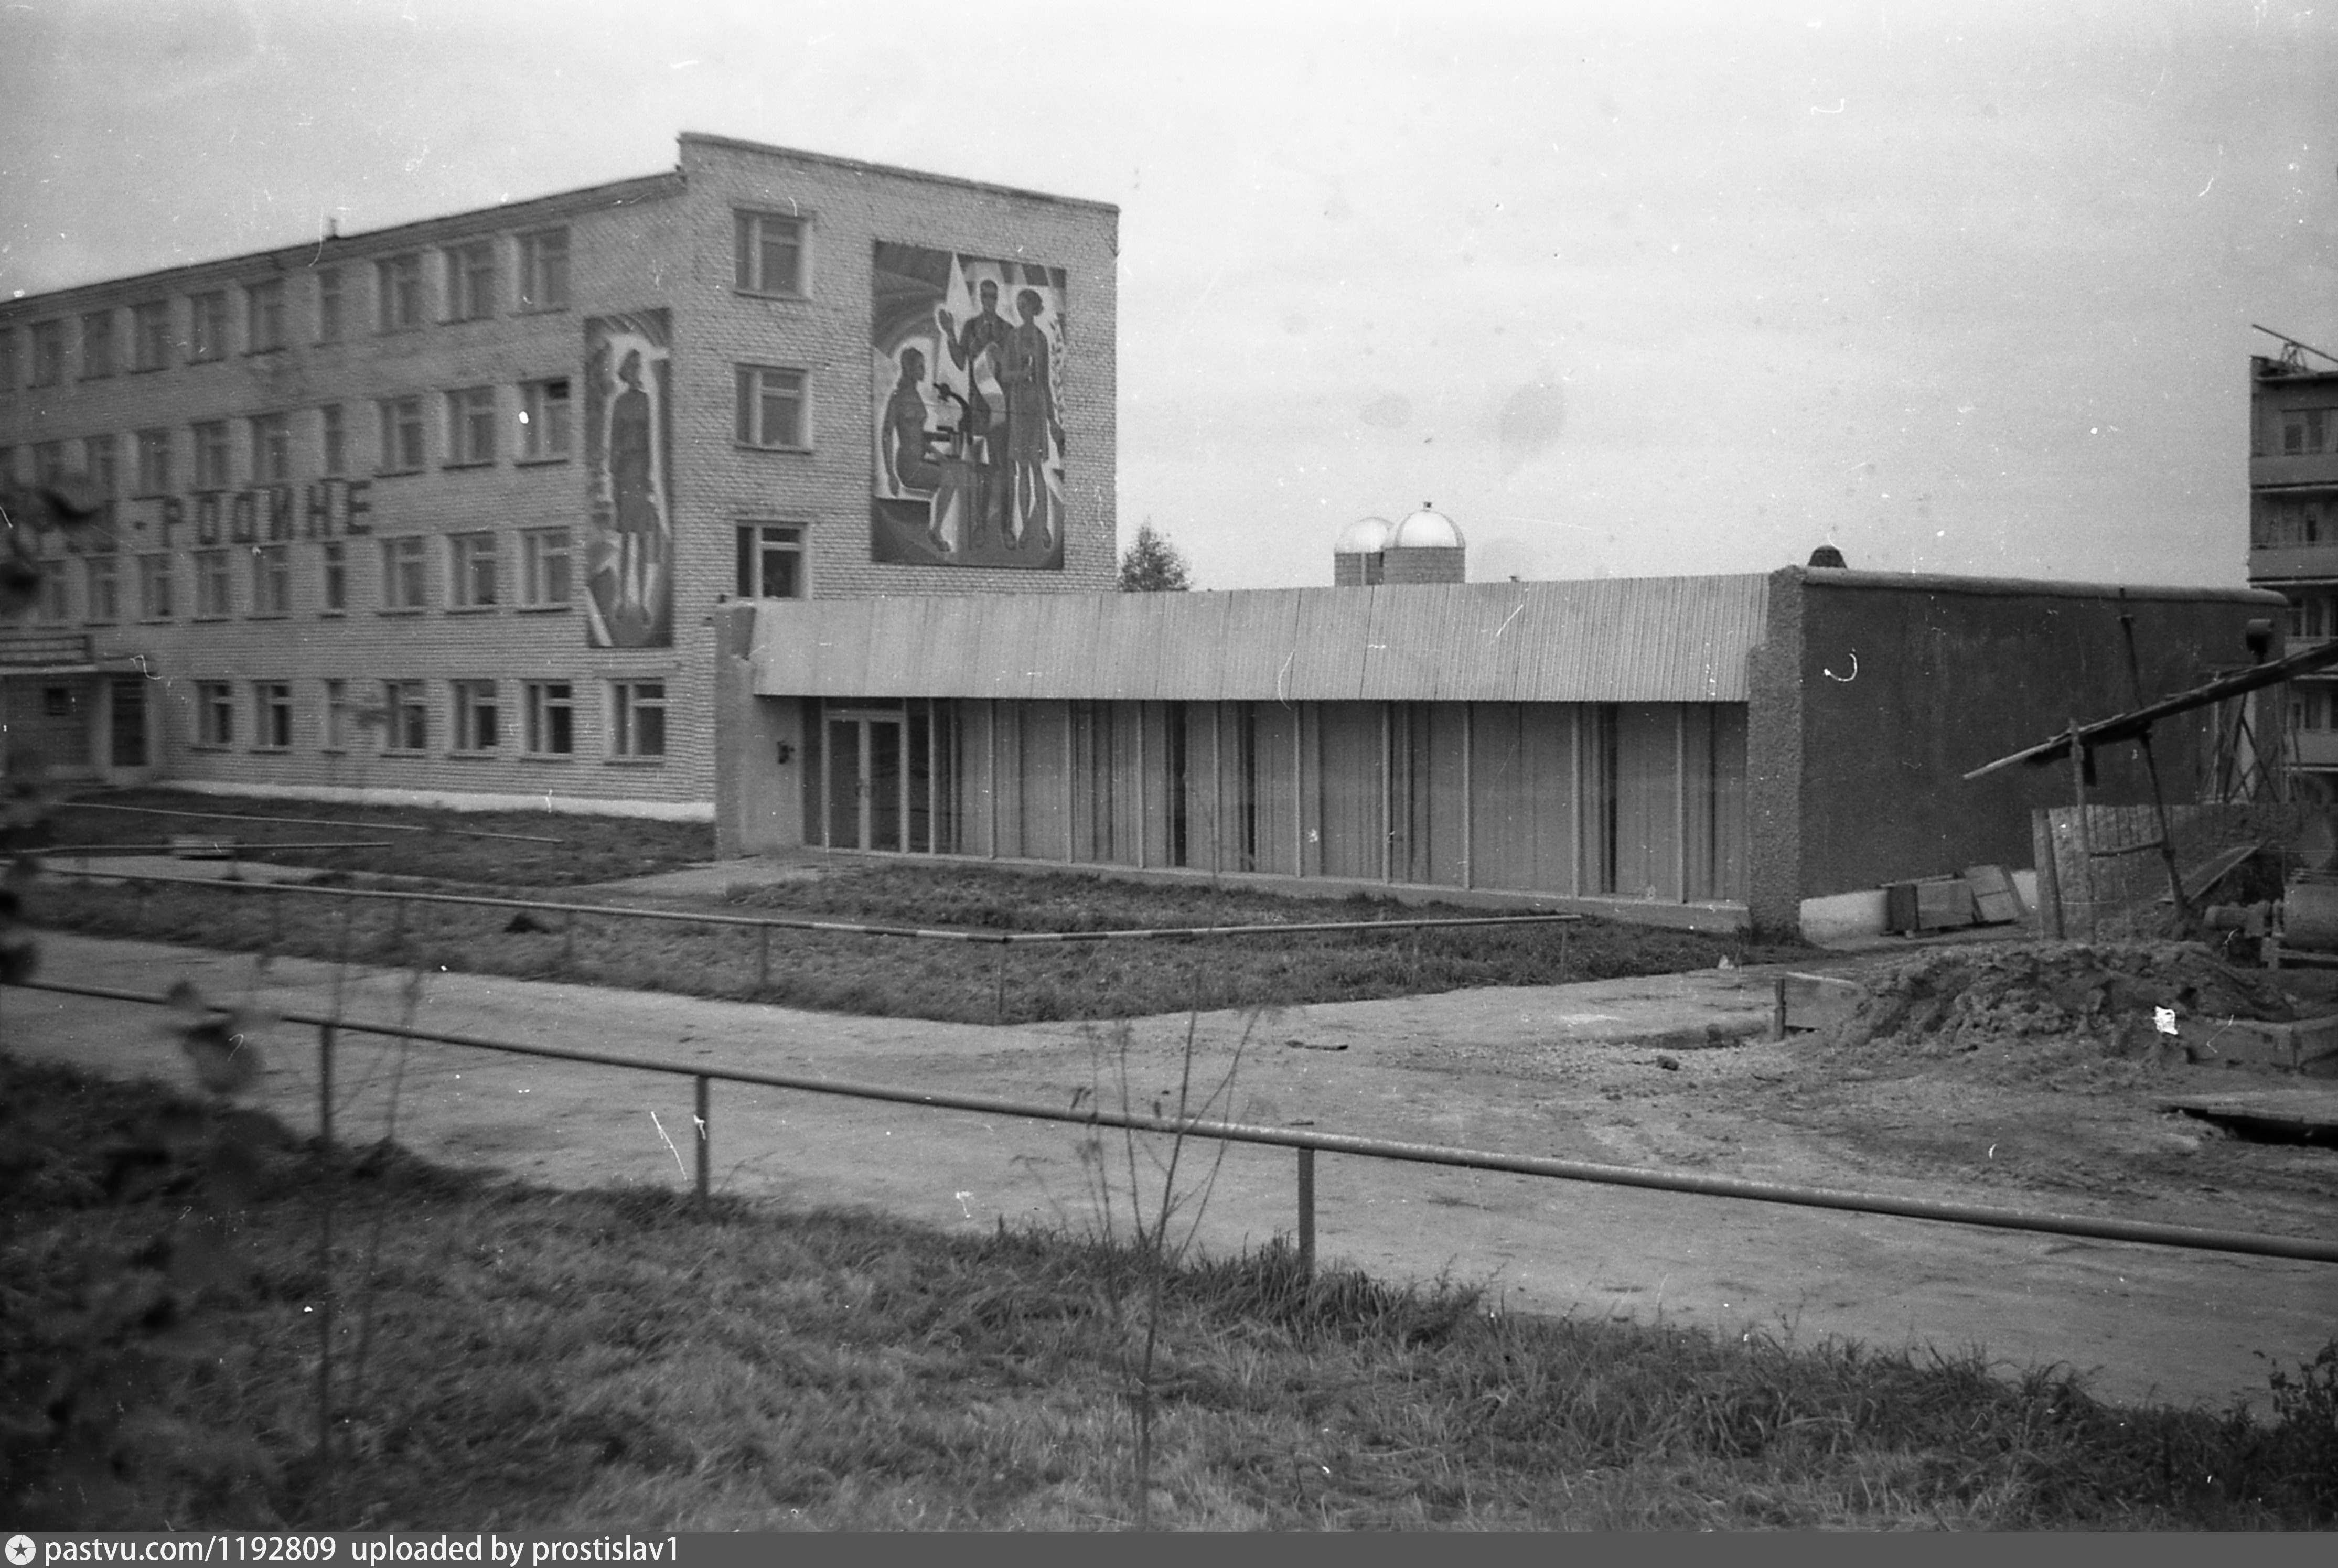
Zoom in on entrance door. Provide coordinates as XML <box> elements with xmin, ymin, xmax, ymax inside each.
<box><xmin>825</xmin><ymin>713</ymin><xmax>904</xmax><ymax>851</ymax></box>
<box><xmin>109</xmin><ymin>677</ymin><xmax>148</xmax><ymax>769</ymax></box>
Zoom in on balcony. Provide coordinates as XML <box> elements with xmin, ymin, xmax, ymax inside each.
<box><xmin>2252</xmin><ymin>453</ymin><xmax>2338</xmax><ymax>490</ymax></box>
<box><xmin>0</xmin><ymin>629</ymin><xmax>93</xmax><ymax>670</ymax></box>
<box><xmin>2247</xmin><ymin>544</ymin><xmax>2338</xmax><ymax>582</ymax></box>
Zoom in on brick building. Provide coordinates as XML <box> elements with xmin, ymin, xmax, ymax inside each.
<box><xmin>2244</xmin><ymin>342</ymin><xmax>2338</xmax><ymax>794</ymax></box>
<box><xmin>0</xmin><ymin>133</ymin><xmax>1119</xmax><ymax>817</ymax></box>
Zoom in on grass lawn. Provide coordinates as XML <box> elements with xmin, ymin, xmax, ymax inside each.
<box><xmin>4</xmin><ymin>1056</ymin><xmax>2332</xmax><ymax>1532</ymax></box>
<box><xmin>28</xmin><ymin>792</ymin><xmax>1809</xmax><ymax>1024</ymax></box>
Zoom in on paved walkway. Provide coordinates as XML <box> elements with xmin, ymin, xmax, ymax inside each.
<box><xmin>7</xmin><ymin>930</ymin><xmax>2329</xmax><ymax>1413</ymax></box>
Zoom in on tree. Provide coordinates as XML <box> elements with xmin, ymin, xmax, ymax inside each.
<box><xmin>1117</xmin><ymin>521</ymin><xmax>1194</xmax><ymax>593</ymax></box>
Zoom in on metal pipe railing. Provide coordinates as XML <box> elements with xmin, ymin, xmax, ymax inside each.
<box><xmin>16</xmin><ymin>975</ymin><xmax>2337</xmax><ymax>1268</ymax></box>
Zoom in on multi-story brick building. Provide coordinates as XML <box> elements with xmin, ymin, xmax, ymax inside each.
<box><xmin>2246</xmin><ymin>341</ymin><xmax>2338</xmax><ymax>796</ymax></box>
<box><xmin>0</xmin><ymin>133</ymin><xmax>1119</xmax><ymax>817</ymax></box>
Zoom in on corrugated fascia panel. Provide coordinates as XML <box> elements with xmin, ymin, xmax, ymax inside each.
<box><xmin>747</xmin><ymin>574</ymin><xmax>1771</xmax><ymax>703</ymax></box>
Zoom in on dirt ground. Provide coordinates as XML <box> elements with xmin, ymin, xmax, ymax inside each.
<box><xmin>6</xmin><ymin>929</ymin><xmax>2333</xmax><ymax>1415</ymax></box>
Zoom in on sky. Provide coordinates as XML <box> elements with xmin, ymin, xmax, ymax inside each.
<box><xmin>2</xmin><ymin>0</ymin><xmax>2332</xmax><ymax>592</ymax></box>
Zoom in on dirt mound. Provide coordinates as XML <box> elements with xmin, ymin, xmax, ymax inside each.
<box><xmin>1832</xmin><ymin>941</ymin><xmax>2296</xmax><ymax>1060</ymax></box>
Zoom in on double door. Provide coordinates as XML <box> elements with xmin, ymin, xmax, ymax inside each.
<box><xmin>824</xmin><ymin>711</ymin><xmax>904</xmax><ymax>852</ymax></box>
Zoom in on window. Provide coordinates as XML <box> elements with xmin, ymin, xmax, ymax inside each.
<box><xmin>524</xmin><ymin>681</ymin><xmax>574</xmax><ymax>756</ymax></box>
<box><xmin>381</xmin><ymin>680</ymin><xmax>427</xmax><ymax>753</ymax></box>
<box><xmin>445</xmin><ymin>241</ymin><xmax>496</xmax><ymax>322</ymax></box>
<box><xmin>320</xmin><ymin>404</ymin><xmax>347</xmax><ymax>476</ymax></box>
<box><xmin>32</xmin><ymin>440</ymin><xmax>67</xmax><ymax>487</ymax></box>
<box><xmin>189</xmin><ymin>291</ymin><xmax>229</xmax><ymax>361</ymax></box>
<box><xmin>246</xmin><ymin>279</ymin><xmax>286</xmax><ymax>351</ymax></box>
<box><xmin>194</xmin><ymin>549</ymin><xmax>233</xmax><ymax>617</ymax></box>
<box><xmin>445</xmin><ymin>386</ymin><xmax>496</xmax><ymax>466</ymax></box>
<box><xmin>250</xmin><ymin>413</ymin><xmax>291</xmax><ymax>484</ymax></box>
<box><xmin>323</xmin><ymin>679</ymin><xmax>350</xmax><ymax>749</ymax></box>
<box><xmin>377</xmin><ymin>254</ymin><xmax>423</xmax><ymax>331</ymax></box>
<box><xmin>42</xmin><ymin>687</ymin><xmax>71</xmax><ymax>718</ymax></box>
<box><xmin>518</xmin><ymin>377</ymin><xmax>571</xmax><ymax>460</ymax></box>
<box><xmin>2281</xmin><ymin>407</ymin><xmax>2336</xmax><ymax>456</ymax></box>
<box><xmin>320</xmin><ymin>541</ymin><xmax>347</xmax><ymax>613</ymax></box>
<box><xmin>735</xmin><ymin>366</ymin><xmax>809</xmax><ymax>449</ymax></box>
<box><xmin>85</xmin><ymin>556</ymin><xmax>120</xmax><ymax>623</ymax></box>
<box><xmin>609</xmin><ymin>681</ymin><xmax>666</xmax><ymax>758</ymax></box>
<box><xmin>35</xmin><ymin>560</ymin><xmax>68</xmax><ymax>623</ymax></box>
<box><xmin>734</xmin><ymin>210</ymin><xmax>806</xmax><ymax>296</ymax></box>
<box><xmin>378</xmin><ymin>397</ymin><xmax>425</xmax><ymax>472</ymax></box>
<box><xmin>84</xmin><ymin>434</ymin><xmax>117</xmax><ymax>499</ymax></box>
<box><xmin>0</xmin><ymin>447</ymin><xmax>11</xmax><ymax>485</ymax></box>
<box><xmin>133</xmin><ymin>302</ymin><xmax>171</xmax><ymax>371</ymax></box>
<box><xmin>448</xmin><ymin>531</ymin><xmax>499</xmax><ymax>608</ymax></box>
<box><xmin>138</xmin><ymin>554</ymin><xmax>175</xmax><ymax>619</ymax></box>
<box><xmin>517</xmin><ymin>227</ymin><xmax>569</xmax><ymax>311</ymax></box>
<box><xmin>196</xmin><ymin>682</ymin><xmax>235</xmax><ymax>747</ymax></box>
<box><xmin>735</xmin><ymin>522</ymin><xmax>806</xmax><ymax>598</ymax></box>
<box><xmin>381</xmin><ymin>536</ymin><xmax>426</xmax><ymax>609</ymax></box>
<box><xmin>0</xmin><ymin>328</ymin><xmax>14</xmax><ymax>390</ymax></box>
<box><xmin>316</xmin><ymin>267</ymin><xmax>344</xmax><ymax>343</ymax></box>
<box><xmin>520</xmin><ymin>528</ymin><xmax>573</xmax><ymax>607</ymax></box>
<box><xmin>134</xmin><ymin>428</ymin><xmax>172</xmax><ymax>495</ymax></box>
<box><xmin>79</xmin><ymin>310</ymin><xmax>114</xmax><ymax>379</ymax></box>
<box><xmin>192</xmin><ymin>421</ymin><xmax>232</xmax><ymax>490</ymax></box>
<box><xmin>29</xmin><ymin>321</ymin><xmax>65</xmax><ymax>386</ymax></box>
<box><xmin>253</xmin><ymin>682</ymin><xmax>293</xmax><ymax>749</ymax></box>
<box><xmin>251</xmin><ymin>544</ymin><xmax>292</xmax><ymax>616</ymax></box>
<box><xmin>453</xmin><ymin>680</ymin><xmax>500</xmax><ymax>753</ymax></box>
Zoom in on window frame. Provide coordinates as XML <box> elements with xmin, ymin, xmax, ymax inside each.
<box><xmin>319</xmin><ymin>540</ymin><xmax>347</xmax><ymax>615</ymax></box>
<box><xmin>445</xmin><ymin>240</ymin><xmax>497</xmax><ymax>323</ymax></box>
<box><xmin>378</xmin><ymin>396</ymin><xmax>425</xmax><ymax>474</ymax></box>
<box><xmin>517</xmin><ymin>227</ymin><xmax>570</xmax><ymax>313</ymax></box>
<box><xmin>735</xmin><ymin>364</ymin><xmax>811</xmax><ymax>450</ymax></box>
<box><xmin>320</xmin><ymin>403</ymin><xmax>347</xmax><ymax>477</ymax></box>
<box><xmin>138</xmin><ymin>554</ymin><xmax>175</xmax><ymax>621</ymax></box>
<box><xmin>246</xmin><ymin>278</ymin><xmax>287</xmax><ymax>353</ymax></box>
<box><xmin>188</xmin><ymin>290</ymin><xmax>229</xmax><ymax>363</ymax></box>
<box><xmin>29</xmin><ymin>320</ymin><xmax>66</xmax><ymax>387</ymax></box>
<box><xmin>34</xmin><ymin>559</ymin><xmax>70</xmax><ymax>624</ymax></box>
<box><xmin>380</xmin><ymin>535</ymin><xmax>428</xmax><ymax>611</ymax></box>
<box><xmin>608</xmin><ymin>679</ymin><xmax>668</xmax><ymax>760</ymax></box>
<box><xmin>518</xmin><ymin>377</ymin><xmax>573</xmax><ymax>461</ymax></box>
<box><xmin>250</xmin><ymin>412</ymin><xmax>292</xmax><ymax>485</ymax></box>
<box><xmin>132</xmin><ymin>301</ymin><xmax>171</xmax><ymax>371</ymax></box>
<box><xmin>376</xmin><ymin>253</ymin><xmax>424</xmax><ymax>333</ymax></box>
<box><xmin>79</xmin><ymin>310</ymin><xmax>114</xmax><ymax>379</ymax></box>
<box><xmin>733</xmin><ymin>209</ymin><xmax>809</xmax><ymax>298</ymax></box>
<box><xmin>452</xmin><ymin>679</ymin><xmax>501</xmax><ymax>755</ymax></box>
<box><xmin>252</xmin><ymin>681</ymin><xmax>294</xmax><ymax>751</ymax></box>
<box><xmin>134</xmin><ymin>429</ymin><xmax>172</xmax><ymax>496</ymax></box>
<box><xmin>84</xmin><ymin>555</ymin><xmax>121</xmax><ymax>624</ymax></box>
<box><xmin>250</xmin><ymin>543</ymin><xmax>293</xmax><ymax>617</ymax></box>
<box><xmin>192</xmin><ymin>548</ymin><xmax>234</xmax><ymax>619</ymax></box>
<box><xmin>519</xmin><ymin>527</ymin><xmax>574</xmax><ymax>609</ymax></box>
<box><xmin>192</xmin><ymin>420</ymin><xmax>232</xmax><ymax>491</ymax></box>
<box><xmin>523</xmin><ymin>680</ymin><xmax>576</xmax><ymax>757</ymax></box>
<box><xmin>196</xmin><ymin>682</ymin><xmax>236</xmax><ymax>748</ymax></box>
<box><xmin>447</xmin><ymin>530</ymin><xmax>500</xmax><ymax>610</ymax></box>
<box><xmin>380</xmin><ymin>679</ymin><xmax>428</xmax><ymax>754</ymax></box>
<box><xmin>445</xmin><ymin>385</ymin><xmax>497</xmax><ymax>467</ymax></box>
<box><xmin>735</xmin><ymin>521</ymin><xmax>808</xmax><ymax>599</ymax></box>
<box><xmin>84</xmin><ymin>433</ymin><xmax>118</xmax><ymax>500</ymax></box>
<box><xmin>316</xmin><ymin>267</ymin><xmax>345</xmax><ymax>344</ymax></box>
<box><xmin>322</xmin><ymin>678</ymin><xmax>350</xmax><ymax>751</ymax></box>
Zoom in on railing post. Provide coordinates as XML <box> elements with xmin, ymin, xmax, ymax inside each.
<box><xmin>318</xmin><ymin>1022</ymin><xmax>335</xmax><ymax>1153</ymax></box>
<box><xmin>993</xmin><ymin>940</ymin><xmax>1008</xmax><ymax>1024</ymax></box>
<box><xmin>757</xmin><ymin>924</ymin><xmax>770</xmax><ymax>993</ymax></box>
<box><xmin>561</xmin><ymin>907</ymin><xmax>576</xmax><ymax>972</ymax></box>
<box><xmin>1296</xmin><ymin>1145</ymin><xmax>1315</xmax><ymax>1280</ymax></box>
<box><xmin>693</xmin><ymin>1073</ymin><xmax>710</xmax><ymax>1206</ymax></box>
<box><xmin>1772</xmin><ymin>974</ymin><xmax>1788</xmax><ymax>1040</ymax></box>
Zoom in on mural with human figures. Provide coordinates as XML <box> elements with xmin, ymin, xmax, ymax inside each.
<box><xmin>871</xmin><ymin>242</ymin><xmax>1067</xmax><ymax>569</ymax></box>
<box><xmin>583</xmin><ymin>309</ymin><xmax>674</xmax><ymax>647</ymax></box>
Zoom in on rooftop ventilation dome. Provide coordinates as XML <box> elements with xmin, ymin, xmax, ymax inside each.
<box><xmin>1390</xmin><ymin>505</ymin><xmax>1464</xmax><ymax>550</ymax></box>
<box><xmin>1334</xmin><ymin>516</ymin><xmax>1395</xmax><ymax>554</ymax></box>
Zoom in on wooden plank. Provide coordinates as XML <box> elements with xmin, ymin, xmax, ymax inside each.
<box><xmin>1915</xmin><ymin>877</ymin><xmax>1976</xmax><ymax>930</ymax></box>
<box><xmin>1962</xmin><ymin>864</ymin><xmax>2025</xmax><ymax>926</ymax></box>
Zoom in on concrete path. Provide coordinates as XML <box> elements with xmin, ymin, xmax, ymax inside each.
<box><xmin>6</xmin><ymin>931</ymin><xmax>2330</xmax><ymax>1414</ymax></box>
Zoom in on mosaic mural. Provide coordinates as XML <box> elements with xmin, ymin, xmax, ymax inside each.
<box><xmin>583</xmin><ymin>309</ymin><xmax>674</xmax><ymax>647</ymax></box>
<box><xmin>871</xmin><ymin>242</ymin><xmax>1067</xmax><ymax>570</ymax></box>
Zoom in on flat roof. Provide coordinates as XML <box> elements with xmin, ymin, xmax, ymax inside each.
<box><xmin>681</xmin><ymin>133</ymin><xmax>1118</xmax><ymax>216</ymax></box>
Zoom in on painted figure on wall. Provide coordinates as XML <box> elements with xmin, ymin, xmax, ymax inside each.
<box><xmin>583</xmin><ymin>310</ymin><xmax>674</xmax><ymax>648</ymax></box>
<box><xmin>871</xmin><ymin>242</ymin><xmax>1067</xmax><ymax>569</ymax></box>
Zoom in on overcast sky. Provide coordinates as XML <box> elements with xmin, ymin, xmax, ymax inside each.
<box><xmin>4</xmin><ymin>0</ymin><xmax>2332</xmax><ymax>591</ymax></box>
